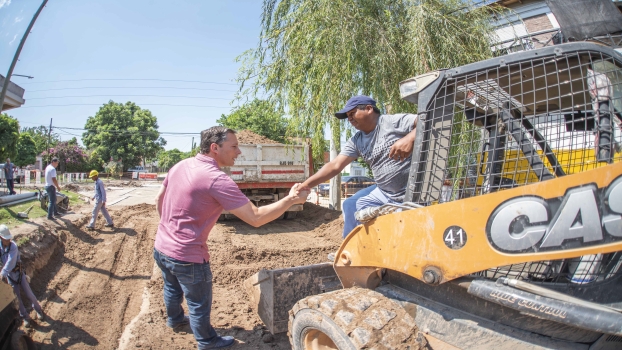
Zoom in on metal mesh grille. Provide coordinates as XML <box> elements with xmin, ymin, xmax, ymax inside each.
<box><xmin>411</xmin><ymin>47</ymin><xmax>622</xmax><ymax>284</ymax></box>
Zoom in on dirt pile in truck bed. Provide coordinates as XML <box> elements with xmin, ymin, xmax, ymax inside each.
<box><xmin>22</xmin><ymin>201</ymin><xmax>342</xmax><ymax>349</ymax></box>
<box><xmin>235</xmin><ymin>129</ymin><xmax>281</xmax><ymax>144</ymax></box>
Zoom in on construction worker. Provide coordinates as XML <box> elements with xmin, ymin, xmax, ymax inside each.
<box><xmin>154</xmin><ymin>126</ymin><xmax>309</xmax><ymax>349</ymax></box>
<box><xmin>44</xmin><ymin>158</ymin><xmax>62</xmax><ymax>220</ymax></box>
<box><xmin>1</xmin><ymin>225</ymin><xmax>44</xmax><ymax>328</ymax></box>
<box><xmin>3</xmin><ymin>158</ymin><xmax>16</xmax><ymax>195</ymax></box>
<box><xmin>85</xmin><ymin>170</ymin><xmax>114</xmax><ymax>230</ymax></box>
<box><xmin>299</xmin><ymin>95</ymin><xmax>417</xmax><ymax>239</ymax></box>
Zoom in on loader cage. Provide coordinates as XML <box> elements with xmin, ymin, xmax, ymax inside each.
<box><xmin>405</xmin><ymin>42</ymin><xmax>622</xmax><ymax>286</ymax></box>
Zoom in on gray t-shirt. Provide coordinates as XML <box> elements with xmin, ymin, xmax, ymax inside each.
<box><xmin>340</xmin><ymin>113</ymin><xmax>417</xmax><ymax>202</ymax></box>
<box><xmin>4</xmin><ymin>162</ymin><xmax>13</xmax><ymax>180</ymax></box>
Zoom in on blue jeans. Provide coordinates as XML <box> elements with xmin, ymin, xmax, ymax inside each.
<box><xmin>46</xmin><ymin>185</ymin><xmax>58</xmax><ymax>218</ymax></box>
<box><xmin>6</xmin><ymin>178</ymin><xmax>15</xmax><ymax>195</ymax></box>
<box><xmin>342</xmin><ymin>185</ymin><xmax>398</xmax><ymax>238</ymax></box>
<box><xmin>153</xmin><ymin>249</ymin><xmax>219</xmax><ymax>349</ymax></box>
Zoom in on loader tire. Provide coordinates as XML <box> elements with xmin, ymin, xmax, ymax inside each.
<box><xmin>11</xmin><ymin>330</ymin><xmax>36</xmax><ymax>350</ymax></box>
<box><xmin>288</xmin><ymin>287</ymin><xmax>426</xmax><ymax>350</ymax></box>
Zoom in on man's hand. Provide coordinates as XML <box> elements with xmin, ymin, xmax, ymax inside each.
<box><xmin>289</xmin><ymin>183</ymin><xmax>310</xmax><ymax>204</ymax></box>
<box><xmin>56</xmin><ymin>185</ymin><xmax>61</xmax><ymax>192</ymax></box>
<box><xmin>388</xmin><ymin>134</ymin><xmax>415</xmax><ymax>162</ymax></box>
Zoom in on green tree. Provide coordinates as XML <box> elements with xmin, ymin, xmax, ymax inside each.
<box><xmin>157</xmin><ymin>148</ymin><xmax>187</xmax><ymax>171</ymax></box>
<box><xmin>82</xmin><ymin>101</ymin><xmax>167</xmax><ymax>171</ymax></box>
<box><xmin>41</xmin><ymin>141</ymin><xmax>88</xmax><ymax>172</ymax></box>
<box><xmin>0</xmin><ymin>113</ymin><xmax>19</xmax><ymax>160</ymax></box>
<box><xmin>217</xmin><ymin>99</ymin><xmax>288</xmax><ymax>143</ymax></box>
<box><xmin>14</xmin><ymin>133</ymin><xmax>37</xmax><ymax>166</ymax></box>
<box><xmin>238</xmin><ymin>0</ymin><xmax>501</xmax><ymax>165</ymax></box>
<box><xmin>20</xmin><ymin>126</ymin><xmax>60</xmax><ymax>155</ymax></box>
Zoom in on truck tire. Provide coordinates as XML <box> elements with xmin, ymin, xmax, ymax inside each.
<box><xmin>288</xmin><ymin>288</ymin><xmax>426</xmax><ymax>350</ymax></box>
<box><xmin>283</xmin><ymin>211</ymin><xmax>298</xmax><ymax>219</ymax></box>
<box><xmin>11</xmin><ymin>330</ymin><xmax>36</xmax><ymax>350</ymax></box>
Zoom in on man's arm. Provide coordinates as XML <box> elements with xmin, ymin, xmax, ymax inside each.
<box><xmin>52</xmin><ymin>177</ymin><xmax>61</xmax><ymax>191</ymax></box>
<box><xmin>388</xmin><ymin>117</ymin><xmax>418</xmax><ymax>161</ymax></box>
<box><xmin>155</xmin><ymin>184</ymin><xmax>167</xmax><ymax>218</ymax></box>
<box><xmin>230</xmin><ymin>185</ymin><xmax>308</xmax><ymax>227</ymax></box>
<box><xmin>300</xmin><ymin>155</ymin><xmax>356</xmax><ymax>189</ymax></box>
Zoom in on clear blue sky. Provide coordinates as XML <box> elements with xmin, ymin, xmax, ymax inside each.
<box><xmin>0</xmin><ymin>0</ymin><xmax>261</xmax><ymax>152</ymax></box>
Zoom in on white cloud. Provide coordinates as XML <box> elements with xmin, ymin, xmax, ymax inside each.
<box><xmin>14</xmin><ymin>16</ymin><xmax>22</xmax><ymax>23</ymax></box>
<box><xmin>9</xmin><ymin>33</ymin><xmax>17</xmax><ymax>45</ymax></box>
<box><xmin>0</xmin><ymin>0</ymin><xmax>11</xmax><ymax>10</ymax></box>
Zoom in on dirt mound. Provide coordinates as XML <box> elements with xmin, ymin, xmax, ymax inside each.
<box><xmin>63</xmin><ymin>183</ymin><xmax>81</xmax><ymax>192</ymax></box>
<box><xmin>236</xmin><ymin>130</ymin><xmax>281</xmax><ymax>144</ymax></box>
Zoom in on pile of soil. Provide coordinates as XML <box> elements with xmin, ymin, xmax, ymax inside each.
<box><xmin>235</xmin><ymin>130</ymin><xmax>281</xmax><ymax>145</ymax></box>
<box><xmin>19</xmin><ymin>201</ymin><xmax>343</xmax><ymax>349</ymax></box>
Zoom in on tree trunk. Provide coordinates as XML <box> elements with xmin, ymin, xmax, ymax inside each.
<box><xmin>329</xmin><ymin>118</ymin><xmax>341</xmax><ymax>211</ymax></box>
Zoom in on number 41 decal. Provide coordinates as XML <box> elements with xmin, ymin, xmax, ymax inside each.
<box><xmin>443</xmin><ymin>226</ymin><xmax>467</xmax><ymax>249</ymax></box>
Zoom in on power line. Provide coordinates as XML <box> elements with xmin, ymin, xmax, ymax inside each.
<box><xmin>27</xmin><ymin>94</ymin><xmax>234</xmax><ymax>100</ymax></box>
<box><xmin>19</xmin><ymin>78</ymin><xmax>238</xmax><ymax>85</ymax></box>
<box><xmin>26</xmin><ymin>86</ymin><xmax>238</xmax><ymax>93</ymax></box>
<box><xmin>20</xmin><ymin>103</ymin><xmax>233</xmax><ymax>109</ymax></box>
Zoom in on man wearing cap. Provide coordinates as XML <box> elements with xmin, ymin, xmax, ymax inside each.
<box><xmin>3</xmin><ymin>158</ymin><xmax>16</xmax><ymax>195</ymax></box>
<box><xmin>44</xmin><ymin>158</ymin><xmax>62</xmax><ymax>220</ymax></box>
<box><xmin>85</xmin><ymin>170</ymin><xmax>114</xmax><ymax>230</ymax></box>
<box><xmin>300</xmin><ymin>95</ymin><xmax>417</xmax><ymax>238</ymax></box>
<box><xmin>1</xmin><ymin>224</ymin><xmax>44</xmax><ymax>328</ymax></box>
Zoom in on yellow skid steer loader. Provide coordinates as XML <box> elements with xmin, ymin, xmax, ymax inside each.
<box><xmin>245</xmin><ymin>39</ymin><xmax>622</xmax><ymax>350</ymax></box>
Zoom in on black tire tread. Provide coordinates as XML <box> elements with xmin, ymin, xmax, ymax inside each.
<box><xmin>288</xmin><ymin>287</ymin><xmax>427</xmax><ymax>349</ymax></box>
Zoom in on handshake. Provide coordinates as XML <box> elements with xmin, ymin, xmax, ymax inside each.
<box><xmin>288</xmin><ymin>184</ymin><xmax>312</xmax><ymax>204</ymax></box>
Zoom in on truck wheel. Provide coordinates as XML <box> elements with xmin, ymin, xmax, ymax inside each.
<box><xmin>288</xmin><ymin>288</ymin><xmax>426</xmax><ymax>350</ymax></box>
<box><xmin>283</xmin><ymin>211</ymin><xmax>298</xmax><ymax>219</ymax></box>
<box><xmin>11</xmin><ymin>330</ymin><xmax>36</xmax><ymax>350</ymax></box>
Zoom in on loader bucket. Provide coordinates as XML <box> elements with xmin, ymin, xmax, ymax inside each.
<box><xmin>244</xmin><ymin>262</ymin><xmax>341</xmax><ymax>334</ymax></box>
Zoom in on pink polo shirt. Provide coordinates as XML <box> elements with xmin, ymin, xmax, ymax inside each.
<box><xmin>154</xmin><ymin>154</ymin><xmax>249</xmax><ymax>263</ymax></box>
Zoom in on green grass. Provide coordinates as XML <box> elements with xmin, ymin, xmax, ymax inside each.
<box><xmin>16</xmin><ymin>236</ymin><xmax>30</xmax><ymax>247</ymax></box>
<box><xmin>0</xmin><ymin>190</ymin><xmax>84</xmax><ymax>228</ymax></box>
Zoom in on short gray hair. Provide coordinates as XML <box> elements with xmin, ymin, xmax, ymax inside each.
<box><xmin>200</xmin><ymin>126</ymin><xmax>236</xmax><ymax>154</ymax></box>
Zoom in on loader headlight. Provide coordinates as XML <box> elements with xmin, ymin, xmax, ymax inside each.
<box><xmin>399</xmin><ymin>71</ymin><xmax>441</xmax><ymax>104</ymax></box>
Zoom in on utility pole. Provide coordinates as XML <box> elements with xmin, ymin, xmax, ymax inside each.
<box><xmin>191</xmin><ymin>136</ymin><xmax>195</xmax><ymax>153</ymax></box>
<box><xmin>46</xmin><ymin>118</ymin><xmax>52</xmax><ymax>165</ymax></box>
<box><xmin>328</xmin><ymin>118</ymin><xmax>342</xmax><ymax>210</ymax></box>
<box><xmin>0</xmin><ymin>0</ymin><xmax>48</xmax><ymax>111</ymax></box>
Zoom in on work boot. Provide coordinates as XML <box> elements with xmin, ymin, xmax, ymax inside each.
<box><xmin>23</xmin><ymin>319</ymin><xmax>33</xmax><ymax>328</ymax></box>
<box><xmin>85</xmin><ymin>226</ymin><xmax>94</xmax><ymax>230</ymax></box>
<box><xmin>54</xmin><ymin>212</ymin><xmax>63</xmax><ymax>217</ymax></box>
<box><xmin>104</xmin><ymin>223</ymin><xmax>114</xmax><ymax>228</ymax></box>
<box><xmin>200</xmin><ymin>336</ymin><xmax>235</xmax><ymax>349</ymax></box>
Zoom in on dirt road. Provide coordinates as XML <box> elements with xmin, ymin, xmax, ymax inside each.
<box><xmin>18</xmin><ymin>201</ymin><xmax>342</xmax><ymax>349</ymax></box>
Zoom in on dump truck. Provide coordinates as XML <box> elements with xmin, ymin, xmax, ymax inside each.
<box><xmin>244</xmin><ymin>24</ymin><xmax>622</xmax><ymax>350</ymax></box>
<box><xmin>221</xmin><ymin>142</ymin><xmax>312</xmax><ymax>219</ymax></box>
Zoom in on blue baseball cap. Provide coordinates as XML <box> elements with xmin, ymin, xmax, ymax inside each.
<box><xmin>334</xmin><ymin>95</ymin><xmax>377</xmax><ymax>119</ymax></box>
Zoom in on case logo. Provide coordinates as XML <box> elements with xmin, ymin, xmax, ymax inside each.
<box><xmin>486</xmin><ymin>176</ymin><xmax>622</xmax><ymax>253</ymax></box>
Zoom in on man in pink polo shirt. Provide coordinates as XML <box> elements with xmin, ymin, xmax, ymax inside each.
<box><xmin>153</xmin><ymin>126</ymin><xmax>308</xmax><ymax>350</ymax></box>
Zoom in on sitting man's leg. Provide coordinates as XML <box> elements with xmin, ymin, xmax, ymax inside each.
<box><xmin>342</xmin><ymin>185</ymin><xmax>377</xmax><ymax>239</ymax></box>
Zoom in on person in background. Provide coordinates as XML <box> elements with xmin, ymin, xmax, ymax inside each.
<box><xmin>154</xmin><ymin>126</ymin><xmax>309</xmax><ymax>349</ymax></box>
<box><xmin>85</xmin><ymin>170</ymin><xmax>114</xmax><ymax>230</ymax></box>
<box><xmin>4</xmin><ymin>158</ymin><xmax>16</xmax><ymax>195</ymax></box>
<box><xmin>0</xmin><ymin>224</ymin><xmax>44</xmax><ymax>328</ymax></box>
<box><xmin>44</xmin><ymin>158</ymin><xmax>62</xmax><ymax>220</ymax></box>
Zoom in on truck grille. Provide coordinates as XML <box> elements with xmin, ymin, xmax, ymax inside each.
<box><xmin>408</xmin><ymin>44</ymin><xmax>622</xmax><ymax>284</ymax></box>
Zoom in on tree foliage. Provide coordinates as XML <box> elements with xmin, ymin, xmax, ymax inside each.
<box><xmin>157</xmin><ymin>148</ymin><xmax>188</xmax><ymax>171</ymax></box>
<box><xmin>82</xmin><ymin>101</ymin><xmax>166</xmax><ymax>171</ymax></box>
<box><xmin>21</xmin><ymin>126</ymin><xmax>60</xmax><ymax>155</ymax></box>
<box><xmin>41</xmin><ymin>141</ymin><xmax>88</xmax><ymax>172</ymax></box>
<box><xmin>238</xmin><ymin>0</ymin><xmax>501</xmax><ymax>164</ymax></box>
<box><xmin>217</xmin><ymin>99</ymin><xmax>288</xmax><ymax>143</ymax></box>
<box><xmin>0</xmin><ymin>113</ymin><xmax>19</xmax><ymax>160</ymax></box>
<box><xmin>14</xmin><ymin>133</ymin><xmax>37</xmax><ymax>166</ymax></box>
